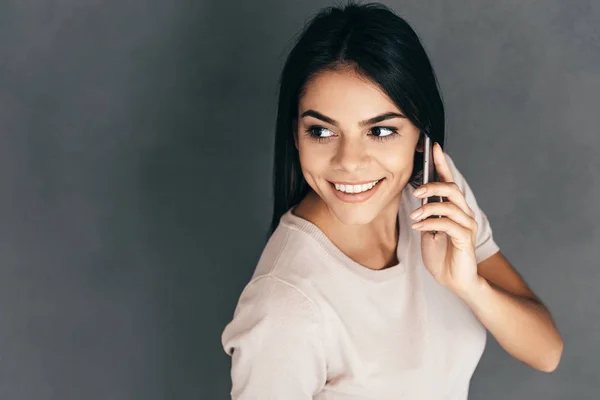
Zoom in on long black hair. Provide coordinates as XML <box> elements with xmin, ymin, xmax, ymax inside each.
<box><xmin>268</xmin><ymin>1</ymin><xmax>446</xmax><ymax>237</ymax></box>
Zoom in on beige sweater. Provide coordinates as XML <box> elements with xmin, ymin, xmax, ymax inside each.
<box><xmin>221</xmin><ymin>154</ymin><xmax>500</xmax><ymax>399</ymax></box>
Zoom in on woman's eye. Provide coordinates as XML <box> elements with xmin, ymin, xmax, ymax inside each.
<box><xmin>308</xmin><ymin>127</ymin><xmax>333</xmax><ymax>138</ymax></box>
<box><xmin>304</xmin><ymin>126</ymin><xmax>334</xmax><ymax>142</ymax></box>
<box><xmin>372</xmin><ymin>126</ymin><xmax>396</xmax><ymax>137</ymax></box>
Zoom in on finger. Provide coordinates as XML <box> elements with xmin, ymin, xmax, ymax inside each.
<box><xmin>413</xmin><ymin>182</ymin><xmax>475</xmax><ymax>219</ymax></box>
<box><xmin>411</xmin><ymin>217</ymin><xmax>474</xmax><ymax>246</ymax></box>
<box><xmin>432</xmin><ymin>142</ymin><xmax>454</xmax><ymax>183</ymax></box>
<box><xmin>412</xmin><ymin>202</ymin><xmax>477</xmax><ymax>243</ymax></box>
<box><xmin>413</xmin><ymin>201</ymin><xmax>476</xmax><ymax>228</ymax></box>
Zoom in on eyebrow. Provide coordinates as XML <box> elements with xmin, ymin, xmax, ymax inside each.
<box><xmin>299</xmin><ymin>109</ymin><xmax>406</xmax><ymax>127</ymax></box>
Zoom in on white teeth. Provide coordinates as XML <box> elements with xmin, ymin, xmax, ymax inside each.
<box><xmin>334</xmin><ymin>179</ymin><xmax>381</xmax><ymax>194</ymax></box>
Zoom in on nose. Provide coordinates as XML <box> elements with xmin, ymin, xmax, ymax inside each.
<box><xmin>333</xmin><ymin>137</ymin><xmax>369</xmax><ymax>173</ymax></box>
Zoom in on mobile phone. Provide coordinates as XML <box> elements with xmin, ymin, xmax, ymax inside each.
<box><xmin>421</xmin><ymin>132</ymin><xmax>443</xmax><ymax>221</ymax></box>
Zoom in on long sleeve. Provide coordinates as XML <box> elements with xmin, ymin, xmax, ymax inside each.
<box><xmin>445</xmin><ymin>154</ymin><xmax>501</xmax><ymax>264</ymax></box>
<box><xmin>221</xmin><ymin>275</ymin><xmax>327</xmax><ymax>399</ymax></box>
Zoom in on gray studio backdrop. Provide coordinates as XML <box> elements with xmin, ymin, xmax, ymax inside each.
<box><xmin>0</xmin><ymin>0</ymin><xmax>598</xmax><ymax>399</ymax></box>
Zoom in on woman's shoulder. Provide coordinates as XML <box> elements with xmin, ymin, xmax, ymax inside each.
<box><xmin>221</xmin><ymin>274</ymin><xmax>324</xmax><ymax>355</ymax></box>
<box><xmin>252</xmin><ymin>217</ymin><xmax>333</xmax><ymax>285</ymax></box>
<box><xmin>235</xmin><ymin>274</ymin><xmax>318</xmax><ymax>313</ymax></box>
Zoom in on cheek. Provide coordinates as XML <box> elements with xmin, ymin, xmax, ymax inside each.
<box><xmin>298</xmin><ymin>140</ymin><xmax>332</xmax><ymax>163</ymax></box>
<box><xmin>374</xmin><ymin>143</ymin><xmax>415</xmax><ymax>170</ymax></box>
<box><xmin>297</xmin><ymin>145</ymin><xmax>329</xmax><ymax>175</ymax></box>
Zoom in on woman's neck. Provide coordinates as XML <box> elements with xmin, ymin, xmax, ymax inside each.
<box><xmin>292</xmin><ymin>189</ymin><xmax>401</xmax><ymax>270</ymax></box>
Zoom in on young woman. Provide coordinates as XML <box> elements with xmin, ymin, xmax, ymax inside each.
<box><xmin>221</xmin><ymin>2</ymin><xmax>563</xmax><ymax>399</ymax></box>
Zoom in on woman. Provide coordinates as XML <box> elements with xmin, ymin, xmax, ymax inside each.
<box><xmin>221</xmin><ymin>2</ymin><xmax>563</xmax><ymax>399</ymax></box>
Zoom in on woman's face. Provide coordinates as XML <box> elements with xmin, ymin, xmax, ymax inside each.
<box><xmin>295</xmin><ymin>69</ymin><xmax>422</xmax><ymax>225</ymax></box>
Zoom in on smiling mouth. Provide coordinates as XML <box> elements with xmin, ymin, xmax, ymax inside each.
<box><xmin>329</xmin><ymin>178</ymin><xmax>385</xmax><ymax>194</ymax></box>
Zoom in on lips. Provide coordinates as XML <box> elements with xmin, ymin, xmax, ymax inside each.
<box><xmin>328</xmin><ymin>178</ymin><xmax>385</xmax><ymax>204</ymax></box>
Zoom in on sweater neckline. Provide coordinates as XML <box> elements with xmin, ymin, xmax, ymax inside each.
<box><xmin>279</xmin><ymin>187</ymin><xmax>415</xmax><ymax>283</ymax></box>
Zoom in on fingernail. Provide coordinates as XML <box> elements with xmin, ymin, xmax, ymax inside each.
<box><xmin>413</xmin><ymin>187</ymin><xmax>426</xmax><ymax>196</ymax></box>
<box><xmin>410</xmin><ymin>208</ymin><xmax>423</xmax><ymax>219</ymax></box>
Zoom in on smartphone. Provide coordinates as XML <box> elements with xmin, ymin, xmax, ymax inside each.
<box><xmin>421</xmin><ymin>132</ymin><xmax>443</xmax><ymax>221</ymax></box>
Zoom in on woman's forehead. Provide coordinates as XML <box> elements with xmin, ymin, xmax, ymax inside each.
<box><xmin>300</xmin><ymin>71</ymin><xmax>402</xmax><ymax>120</ymax></box>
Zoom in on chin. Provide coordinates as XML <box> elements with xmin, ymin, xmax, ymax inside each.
<box><xmin>327</xmin><ymin>202</ymin><xmax>382</xmax><ymax>226</ymax></box>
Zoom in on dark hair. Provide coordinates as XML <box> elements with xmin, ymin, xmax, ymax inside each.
<box><xmin>268</xmin><ymin>0</ymin><xmax>446</xmax><ymax>236</ymax></box>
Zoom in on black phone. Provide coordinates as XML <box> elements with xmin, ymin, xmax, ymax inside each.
<box><xmin>421</xmin><ymin>132</ymin><xmax>443</xmax><ymax>221</ymax></box>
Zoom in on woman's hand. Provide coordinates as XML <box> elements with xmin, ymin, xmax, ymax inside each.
<box><xmin>409</xmin><ymin>142</ymin><xmax>481</xmax><ymax>295</ymax></box>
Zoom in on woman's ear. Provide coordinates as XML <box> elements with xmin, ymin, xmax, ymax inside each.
<box><xmin>415</xmin><ymin>132</ymin><xmax>425</xmax><ymax>153</ymax></box>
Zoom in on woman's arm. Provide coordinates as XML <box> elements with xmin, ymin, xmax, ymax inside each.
<box><xmin>221</xmin><ymin>275</ymin><xmax>327</xmax><ymax>399</ymax></box>
<box><xmin>458</xmin><ymin>255</ymin><xmax>563</xmax><ymax>373</ymax></box>
<box><xmin>443</xmin><ymin>155</ymin><xmax>563</xmax><ymax>372</ymax></box>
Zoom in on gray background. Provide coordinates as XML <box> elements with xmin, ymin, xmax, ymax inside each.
<box><xmin>0</xmin><ymin>0</ymin><xmax>597</xmax><ymax>399</ymax></box>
